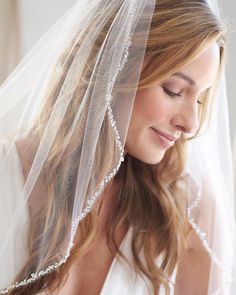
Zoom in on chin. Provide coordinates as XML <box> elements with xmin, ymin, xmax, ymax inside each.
<box><xmin>140</xmin><ymin>153</ymin><xmax>165</xmax><ymax>165</ymax></box>
<box><xmin>125</xmin><ymin>147</ymin><xmax>166</xmax><ymax>165</ymax></box>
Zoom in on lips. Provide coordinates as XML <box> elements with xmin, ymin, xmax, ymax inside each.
<box><xmin>152</xmin><ymin>129</ymin><xmax>177</xmax><ymax>141</ymax></box>
<box><xmin>151</xmin><ymin>128</ymin><xmax>177</xmax><ymax>148</ymax></box>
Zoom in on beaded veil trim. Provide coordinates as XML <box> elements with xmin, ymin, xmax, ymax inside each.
<box><xmin>0</xmin><ymin>6</ymin><xmax>134</xmax><ymax>295</ymax></box>
<box><xmin>186</xmin><ymin>172</ymin><xmax>232</xmax><ymax>295</ymax></box>
<box><xmin>0</xmin><ymin>4</ymin><xmax>232</xmax><ymax>293</ymax></box>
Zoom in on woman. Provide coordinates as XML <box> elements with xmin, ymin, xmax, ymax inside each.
<box><xmin>0</xmin><ymin>0</ymin><xmax>235</xmax><ymax>294</ymax></box>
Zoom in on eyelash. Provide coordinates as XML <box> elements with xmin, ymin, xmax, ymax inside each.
<box><xmin>162</xmin><ymin>87</ymin><xmax>202</xmax><ymax>105</ymax></box>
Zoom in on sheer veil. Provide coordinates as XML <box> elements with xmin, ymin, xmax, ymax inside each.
<box><xmin>0</xmin><ymin>0</ymin><xmax>235</xmax><ymax>294</ymax></box>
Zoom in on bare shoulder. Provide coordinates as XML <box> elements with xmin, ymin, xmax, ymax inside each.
<box><xmin>174</xmin><ymin>181</ymin><xmax>212</xmax><ymax>294</ymax></box>
<box><xmin>15</xmin><ymin>137</ymin><xmax>37</xmax><ymax>180</ymax></box>
<box><xmin>15</xmin><ymin>137</ymin><xmax>46</xmax><ymax>213</ymax></box>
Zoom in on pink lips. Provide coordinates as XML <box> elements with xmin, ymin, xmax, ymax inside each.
<box><xmin>151</xmin><ymin>128</ymin><xmax>177</xmax><ymax>149</ymax></box>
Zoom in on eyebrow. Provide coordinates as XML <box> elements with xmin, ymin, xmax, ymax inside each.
<box><xmin>171</xmin><ymin>72</ymin><xmax>196</xmax><ymax>86</ymax></box>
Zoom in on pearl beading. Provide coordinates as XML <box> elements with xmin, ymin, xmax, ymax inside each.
<box><xmin>2</xmin><ymin>4</ymin><xmax>232</xmax><ymax>294</ymax></box>
<box><xmin>186</xmin><ymin>172</ymin><xmax>233</xmax><ymax>294</ymax></box>
<box><xmin>0</xmin><ymin>6</ymin><xmax>134</xmax><ymax>295</ymax></box>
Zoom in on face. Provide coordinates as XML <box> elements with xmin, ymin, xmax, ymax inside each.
<box><xmin>125</xmin><ymin>43</ymin><xmax>220</xmax><ymax>164</ymax></box>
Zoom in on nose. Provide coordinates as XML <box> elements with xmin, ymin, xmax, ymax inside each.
<box><xmin>171</xmin><ymin>101</ymin><xmax>200</xmax><ymax>135</ymax></box>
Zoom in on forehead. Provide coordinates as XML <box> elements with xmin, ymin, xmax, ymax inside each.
<box><xmin>176</xmin><ymin>43</ymin><xmax>220</xmax><ymax>89</ymax></box>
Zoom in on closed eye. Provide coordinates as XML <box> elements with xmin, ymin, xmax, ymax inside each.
<box><xmin>162</xmin><ymin>86</ymin><xmax>182</xmax><ymax>97</ymax></box>
<box><xmin>162</xmin><ymin>87</ymin><xmax>202</xmax><ymax>105</ymax></box>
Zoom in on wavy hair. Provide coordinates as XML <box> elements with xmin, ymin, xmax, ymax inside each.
<box><xmin>10</xmin><ymin>0</ymin><xmax>226</xmax><ymax>294</ymax></box>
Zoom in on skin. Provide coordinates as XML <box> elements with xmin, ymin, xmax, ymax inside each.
<box><xmin>83</xmin><ymin>42</ymin><xmax>220</xmax><ymax>295</ymax></box>
<box><xmin>125</xmin><ymin>42</ymin><xmax>220</xmax><ymax>164</ymax></box>
<box><xmin>124</xmin><ymin>42</ymin><xmax>220</xmax><ymax>294</ymax></box>
<box><xmin>15</xmin><ymin>43</ymin><xmax>220</xmax><ymax>294</ymax></box>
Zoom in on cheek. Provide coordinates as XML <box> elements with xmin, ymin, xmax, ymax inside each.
<box><xmin>132</xmin><ymin>90</ymin><xmax>169</xmax><ymax>125</ymax></box>
<box><xmin>124</xmin><ymin>88</ymin><xmax>171</xmax><ymax>163</ymax></box>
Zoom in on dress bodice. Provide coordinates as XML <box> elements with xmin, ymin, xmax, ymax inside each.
<box><xmin>100</xmin><ymin>226</ymin><xmax>177</xmax><ymax>295</ymax></box>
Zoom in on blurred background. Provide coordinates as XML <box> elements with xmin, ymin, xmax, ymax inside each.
<box><xmin>0</xmin><ymin>0</ymin><xmax>236</xmax><ymax>176</ymax></box>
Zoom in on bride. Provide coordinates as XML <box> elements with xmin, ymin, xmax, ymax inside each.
<box><xmin>0</xmin><ymin>0</ymin><xmax>235</xmax><ymax>294</ymax></box>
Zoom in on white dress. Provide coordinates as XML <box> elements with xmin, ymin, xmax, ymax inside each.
<box><xmin>99</xmin><ymin>226</ymin><xmax>177</xmax><ymax>295</ymax></box>
<box><xmin>0</xmin><ymin>139</ymin><xmax>177</xmax><ymax>294</ymax></box>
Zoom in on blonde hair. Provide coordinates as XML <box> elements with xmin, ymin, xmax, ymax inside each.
<box><xmin>11</xmin><ymin>1</ymin><xmax>226</xmax><ymax>294</ymax></box>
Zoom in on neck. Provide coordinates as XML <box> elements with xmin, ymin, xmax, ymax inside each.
<box><xmin>94</xmin><ymin>176</ymin><xmax>122</xmax><ymax>230</ymax></box>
